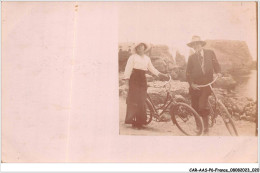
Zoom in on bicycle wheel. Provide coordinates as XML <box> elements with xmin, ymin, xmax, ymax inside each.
<box><xmin>170</xmin><ymin>102</ymin><xmax>203</xmax><ymax>136</ymax></box>
<box><xmin>217</xmin><ymin>100</ymin><xmax>238</xmax><ymax>136</ymax></box>
<box><xmin>144</xmin><ymin>99</ymin><xmax>154</xmax><ymax>125</ymax></box>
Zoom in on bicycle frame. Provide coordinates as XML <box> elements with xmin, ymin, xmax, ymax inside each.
<box><xmin>146</xmin><ymin>75</ymin><xmax>204</xmax><ymax>135</ymax></box>
<box><xmin>146</xmin><ymin>75</ymin><xmax>176</xmax><ymax>120</ymax></box>
<box><xmin>197</xmin><ymin>78</ymin><xmax>219</xmax><ymax>122</ymax></box>
<box><xmin>209</xmin><ymin>85</ymin><xmax>218</xmax><ymax>111</ymax></box>
<box><xmin>197</xmin><ymin>77</ymin><xmax>239</xmax><ymax>136</ymax></box>
<box><xmin>147</xmin><ymin>92</ymin><xmax>174</xmax><ymax>119</ymax></box>
<box><xmin>196</xmin><ymin>77</ymin><xmax>219</xmax><ymax>112</ymax></box>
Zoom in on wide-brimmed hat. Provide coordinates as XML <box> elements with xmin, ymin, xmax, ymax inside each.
<box><xmin>132</xmin><ymin>42</ymin><xmax>150</xmax><ymax>53</ymax></box>
<box><xmin>187</xmin><ymin>36</ymin><xmax>206</xmax><ymax>48</ymax></box>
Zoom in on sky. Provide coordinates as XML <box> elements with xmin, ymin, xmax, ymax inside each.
<box><xmin>119</xmin><ymin>2</ymin><xmax>257</xmax><ymax>60</ymax></box>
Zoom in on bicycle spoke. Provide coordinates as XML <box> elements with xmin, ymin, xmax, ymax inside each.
<box><xmin>218</xmin><ymin>101</ymin><xmax>238</xmax><ymax>136</ymax></box>
<box><xmin>145</xmin><ymin>100</ymin><xmax>154</xmax><ymax>125</ymax></box>
<box><xmin>173</xmin><ymin>104</ymin><xmax>202</xmax><ymax>136</ymax></box>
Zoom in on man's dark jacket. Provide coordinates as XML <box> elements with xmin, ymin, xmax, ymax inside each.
<box><xmin>186</xmin><ymin>49</ymin><xmax>221</xmax><ymax>87</ymax></box>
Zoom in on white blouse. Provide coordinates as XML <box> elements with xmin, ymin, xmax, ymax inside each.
<box><xmin>124</xmin><ymin>54</ymin><xmax>160</xmax><ymax>79</ymax></box>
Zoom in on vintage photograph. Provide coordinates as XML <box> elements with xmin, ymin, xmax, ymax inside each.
<box><xmin>119</xmin><ymin>2</ymin><xmax>257</xmax><ymax>136</ymax></box>
<box><xmin>1</xmin><ymin>1</ymin><xmax>258</xmax><ymax>165</ymax></box>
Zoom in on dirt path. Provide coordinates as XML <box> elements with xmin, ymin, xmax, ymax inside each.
<box><xmin>119</xmin><ymin>97</ymin><xmax>257</xmax><ymax>136</ymax></box>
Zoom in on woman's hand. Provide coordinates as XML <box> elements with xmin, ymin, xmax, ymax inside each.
<box><xmin>158</xmin><ymin>73</ymin><xmax>169</xmax><ymax>81</ymax></box>
<box><xmin>124</xmin><ymin>79</ymin><xmax>129</xmax><ymax>92</ymax></box>
<box><xmin>125</xmin><ymin>85</ymin><xmax>129</xmax><ymax>92</ymax></box>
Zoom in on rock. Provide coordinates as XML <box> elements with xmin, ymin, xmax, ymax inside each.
<box><xmin>118</xmin><ymin>43</ymin><xmax>175</xmax><ymax>74</ymax></box>
<box><xmin>250</xmin><ymin>60</ymin><xmax>257</xmax><ymax>70</ymax></box>
<box><xmin>168</xmin><ymin>62</ymin><xmax>175</xmax><ymax>71</ymax></box>
<box><xmin>213</xmin><ymin>93</ymin><xmax>258</xmax><ymax>122</ymax></box>
<box><xmin>119</xmin><ymin>79</ymin><xmax>125</xmax><ymax>86</ymax></box>
<box><xmin>170</xmin><ymin>66</ymin><xmax>186</xmax><ymax>81</ymax></box>
<box><xmin>236</xmin><ymin>104</ymin><xmax>244</xmax><ymax>114</ymax></box>
<box><xmin>149</xmin><ymin>44</ymin><xmax>175</xmax><ymax>73</ymax></box>
<box><xmin>146</xmin><ymin>74</ymin><xmax>153</xmax><ymax>82</ymax></box>
<box><xmin>227</xmin><ymin>108</ymin><xmax>233</xmax><ymax>114</ymax></box>
<box><xmin>147</xmin><ymin>85</ymin><xmax>167</xmax><ymax>105</ymax></box>
<box><xmin>240</xmin><ymin>114</ymin><xmax>247</xmax><ymax>120</ymax></box>
<box><xmin>160</xmin><ymin>114</ymin><xmax>172</xmax><ymax>122</ymax></box>
<box><xmin>147</xmin><ymin>80</ymin><xmax>190</xmax><ymax>106</ymax></box>
<box><xmin>175</xmin><ymin>51</ymin><xmax>186</xmax><ymax>68</ymax></box>
<box><xmin>232</xmin><ymin>115</ymin><xmax>240</xmax><ymax>121</ymax></box>
<box><xmin>245</xmin><ymin>116</ymin><xmax>256</xmax><ymax>122</ymax></box>
<box><xmin>247</xmin><ymin>97</ymin><xmax>253</xmax><ymax>102</ymax></box>
<box><xmin>244</xmin><ymin>107</ymin><xmax>249</xmax><ymax>112</ymax></box>
<box><xmin>170</xmin><ymin>70</ymin><xmax>178</xmax><ymax>79</ymax></box>
<box><xmin>204</xmin><ymin>40</ymin><xmax>253</xmax><ymax>75</ymax></box>
<box><xmin>214</xmin><ymin>76</ymin><xmax>236</xmax><ymax>90</ymax></box>
<box><xmin>234</xmin><ymin>112</ymin><xmax>240</xmax><ymax>117</ymax></box>
<box><xmin>118</xmin><ymin>49</ymin><xmax>132</xmax><ymax>72</ymax></box>
<box><xmin>232</xmin><ymin>105</ymin><xmax>237</xmax><ymax>112</ymax></box>
<box><xmin>241</xmin><ymin>100</ymin><xmax>257</xmax><ymax>119</ymax></box>
<box><xmin>120</xmin><ymin>91</ymin><xmax>127</xmax><ymax>98</ymax></box>
<box><xmin>170</xmin><ymin>80</ymin><xmax>189</xmax><ymax>96</ymax></box>
<box><xmin>174</xmin><ymin>95</ymin><xmax>186</xmax><ymax>103</ymax></box>
<box><xmin>152</xmin><ymin>59</ymin><xmax>167</xmax><ymax>72</ymax></box>
<box><xmin>119</xmin><ymin>85</ymin><xmax>128</xmax><ymax>98</ymax></box>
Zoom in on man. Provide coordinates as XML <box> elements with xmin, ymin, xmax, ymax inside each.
<box><xmin>186</xmin><ymin>36</ymin><xmax>221</xmax><ymax>135</ymax></box>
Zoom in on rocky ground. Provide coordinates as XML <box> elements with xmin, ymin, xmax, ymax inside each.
<box><xmin>119</xmin><ymin>73</ymin><xmax>257</xmax><ymax>136</ymax></box>
<box><xmin>119</xmin><ymin>97</ymin><xmax>256</xmax><ymax>136</ymax></box>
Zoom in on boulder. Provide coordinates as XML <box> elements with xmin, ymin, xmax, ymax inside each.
<box><xmin>147</xmin><ymin>80</ymin><xmax>190</xmax><ymax>105</ymax></box>
<box><xmin>214</xmin><ymin>76</ymin><xmax>236</xmax><ymax>90</ymax></box>
<box><xmin>170</xmin><ymin>66</ymin><xmax>186</xmax><ymax>81</ymax></box>
<box><xmin>118</xmin><ymin>50</ymin><xmax>131</xmax><ymax>72</ymax></box>
<box><xmin>119</xmin><ymin>85</ymin><xmax>128</xmax><ymax>98</ymax></box>
<box><xmin>152</xmin><ymin>59</ymin><xmax>167</xmax><ymax>73</ymax></box>
<box><xmin>119</xmin><ymin>79</ymin><xmax>125</xmax><ymax>86</ymax></box>
<box><xmin>174</xmin><ymin>95</ymin><xmax>186</xmax><ymax>103</ymax></box>
<box><xmin>204</xmin><ymin>40</ymin><xmax>253</xmax><ymax>75</ymax></box>
<box><xmin>175</xmin><ymin>51</ymin><xmax>186</xmax><ymax>68</ymax></box>
<box><xmin>148</xmin><ymin>44</ymin><xmax>175</xmax><ymax>73</ymax></box>
<box><xmin>145</xmin><ymin>74</ymin><xmax>153</xmax><ymax>82</ymax></box>
<box><xmin>147</xmin><ymin>86</ymin><xmax>167</xmax><ymax>105</ymax></box>
<box><xmin>218</xmin><ymin>94</ymin><xmax>257</xmax><ymax>122</ymax></box>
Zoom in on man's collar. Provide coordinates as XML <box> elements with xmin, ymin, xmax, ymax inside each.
<box><xmin>196</xmin><ymin>49</ymin><xmax>204</xmax><ymax>57</ymax></box>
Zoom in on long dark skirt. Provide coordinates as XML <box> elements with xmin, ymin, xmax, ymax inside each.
<box><xmin>125</xmin><ymin>69</ymin><xmax>147</xmax><ymax>126</ymax></box>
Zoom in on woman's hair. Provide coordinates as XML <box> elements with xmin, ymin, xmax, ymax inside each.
<box><xmin>135</xmin><ymin>43</ymin><xmax>147</xmax><ymax>51</ymax></box>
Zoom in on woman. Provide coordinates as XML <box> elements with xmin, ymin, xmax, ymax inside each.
<box><xmin>123</xmin><ymin>43</ymin><xmax>168</xmax><ymax>129</ymax></box>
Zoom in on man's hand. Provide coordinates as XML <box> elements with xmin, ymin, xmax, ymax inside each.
<box><xmin>191</xmin><ymin>83</ymin><xmax>200</xmax><ymax>90</ymax></box>
<box><xmin>216</xmin><ymin>73</ymin><xmax>222</xmax><ymax>78</ymax></box>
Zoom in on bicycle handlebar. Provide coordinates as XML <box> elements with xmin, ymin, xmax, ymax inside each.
<box><xmin>162</xmin><ymin>74</ymin><xmax>172</xmax><ymax>87</ymax></box>
<box><xmin>196</xmin><ymin>76</ymin><xmax>218</xmax><ymax>88</ymax></box>
<box><xmin>152</xmin><ymin>74</ymin><xmax>172</xmax><ymax>88</ymax></box>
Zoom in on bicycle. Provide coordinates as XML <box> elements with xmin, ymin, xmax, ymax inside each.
<box><xmin>145</xmin><ymin>75</ymin><xmax>203</xmax><ymax>136</ymax></box>
<box><xmin>196</xmin><ymin>76</ymin><xmax>239</xmax><ymax>136</ymax></box>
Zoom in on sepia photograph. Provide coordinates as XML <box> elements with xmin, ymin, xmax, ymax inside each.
<box><xmin>118</xmin><ymin>2</ymin><xmax>257</xmax><ymax>136</ymax></box>
<box><xmin>1</xmin><ymin>1</ymin><xmax>258</xmax><ymax>166</ymax></box>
